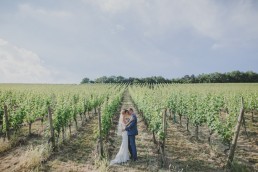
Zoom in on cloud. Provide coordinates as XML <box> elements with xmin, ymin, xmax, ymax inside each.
<box><xmin>19</xmin><ymin>4</ymin><xmax>73</xmax><ymax>18</ymax></box>
<box><xmin>82</xmin><ymin>0</ymin><xmax>131</xmax><ymax>13</ymax></box>
<box><xmin>84</xmin><ymin>0</ymin><xmax>258</xmax><ymax>48</ymax></box>
<box><xmin>0</xmin><ymin>0</ymin><xmax>257</xmax><ymax>83</ymax></box>
<box><xmin>0</xmin><ymin>38</ymin><xmax>55</xmax><ymax>83</ymax></box>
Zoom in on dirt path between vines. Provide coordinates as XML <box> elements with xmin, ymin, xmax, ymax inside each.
<box><xmin>165</xmin><ymin>122</ymin><xmax>226</xmax><ymax>172</ymax></box>
<box><xmin>108</xmin><ymin>89</ymin><xmax>160</xmax><ymax>172</ymax></box>
<box><xmin>0</xmin><ymin>121</ymin><xmax>47</xmax><ymax>172</ymax></box>
<box><xmin>39</xmin><ymin>116</ymin><xmax>98</xmax><ymax>172</ymax></box>
<box><xmin>165</xmin><ymin>114</ymin><xmax>258</xmax><ymax>171</ymax></box>
<box><xmin>0</xmin><ymin>112</ymin><xmax>97</xmax><ymax>172</ymax></box>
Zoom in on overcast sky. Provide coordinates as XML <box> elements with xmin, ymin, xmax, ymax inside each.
<box><xmin>0</xmin><ymin>0</ymin><xmax>258</xmax><ymax>83</ymax></box>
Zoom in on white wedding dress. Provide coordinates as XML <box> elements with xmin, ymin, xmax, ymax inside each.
<box><xmin>110</xmin><ymin>115</ymin><xmax>130</xmax><ymax>165</ymax></box>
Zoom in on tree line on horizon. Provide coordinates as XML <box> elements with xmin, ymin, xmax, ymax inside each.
<box><xmin>81</xmin><ymin>71</ymin><xmax>258</xmax><ymax>84</ymax></box>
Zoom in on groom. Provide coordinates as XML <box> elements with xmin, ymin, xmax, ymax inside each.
<box><xmin>125</xmin><ymin>108</ymin><xmax>138</xmax><ymax>161</ymax></box>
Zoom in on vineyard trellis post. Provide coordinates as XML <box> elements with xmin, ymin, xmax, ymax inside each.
<box><xmin>161</xmin><ymin>108</ymin><xmax>167</xmax><ymax>166</ymax></box>
<box><xmin>173</xmin><ymin>111</ymin><xmax>177</xmax><ymax>124</ymax></box>
<box><xmin>48</xmin><ymin>106</ymin><xmax>55</xmax><ymax>150</ymax></box>
<box><xmin>251</xmin><ymin>111</ymin><xmax>254</xmax><ymax>123</ymax></box>
<box><xmin>98</xmin><ymin>107</ymin><xmax>103</xmax><ymax>158</ymax></box>
<box><xmin>94</xmin><ymin>107</ymin><xmax>97</xmax><ymax>115</ymax></box>
<box><xmin>4</xmin><ymin>105</ymin><xmax>10</xmax><ymax>140</ymax></box>
<box><xmin>227</xmin><ymin>97</ymin><xmax>244</xmax><ymax>168</ymax></box>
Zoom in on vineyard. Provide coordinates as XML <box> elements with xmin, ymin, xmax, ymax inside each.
<box><xmin>0</xmin><ymin>83</ymin><xmax>257</xmax><ymax>171</ymax></box>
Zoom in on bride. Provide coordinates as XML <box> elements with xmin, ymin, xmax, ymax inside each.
<box><xmin>110</xmin><ymin>109</ymin><xmax>131</xmax><ymax>165</ymax></box>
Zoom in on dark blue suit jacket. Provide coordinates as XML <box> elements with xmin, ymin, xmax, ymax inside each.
<box><xmin>125</xmin><ymin>114</ymin><xmax>138</xmax><ymax>136</ymax></box>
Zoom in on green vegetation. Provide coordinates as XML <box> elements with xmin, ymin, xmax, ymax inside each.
<box><xmin>0</xmin><ymin>83</ymin><xmax>257</xmax><ymax>171</ymax></box>
<box><xmin>130</xmin><ymin>83</ymin><xmax>258</xmax><ymax>147</ymax></box>
<box><xmin>81</xmin><ymin>71</ymin><xmax>258</xmax><ymax>84</ymax></box>
<box><xmin>0</xmin><ymin>84</ymin><xmax>126</xmax><ymax>144</ymax></box>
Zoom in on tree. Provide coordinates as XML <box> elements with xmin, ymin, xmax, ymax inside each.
<box><xmin>95</xmin><ymin>76</ymin><xmax>108</xmax><ymax>83</ymax></box>
<box><xmin>80</xmin><ymin>71</ymin><xmax>258</xmax><ymax>84</ymax></box>
<box><xmin>116</xmin><ymin>76</ymin><xmax>125</xmax><ymax>83</ymax></box>
<box><xmin>80</xmin><ymin>77</ymin><xmax>90</xmax><ymax>84</ymax></box>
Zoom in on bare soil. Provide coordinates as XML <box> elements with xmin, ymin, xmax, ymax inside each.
<box><xmin>164</xmin><ymin>112</ymin><xmax>258</xmax><ymax>171</ymax></box>
<box><xmin>0</xmin><ymin>112</ymin><xmax>95</xmax><ymax>172</ymax></box>
<box><xmin>39</xmin><ymin>116</ymin><xmax>98</xmax><ymax>172</ymax></box>
<box><xmin>0</xmin><ymin>120</ymin><xmax>46</xmax><ymax>172</ymax></box>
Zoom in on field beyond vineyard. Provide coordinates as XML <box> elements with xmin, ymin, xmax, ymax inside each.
<box><xmin>0</xmin><ymin>83</ymin><xmax>257</xmax><ymax>172</ymax></box>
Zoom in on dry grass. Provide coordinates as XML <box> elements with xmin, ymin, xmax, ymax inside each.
<box><xmin>0</xmin><ymin>135</ymin><xmax>22</xmax><ymax>154</ymax></box>
<box><xmin>0</xmin><ymin>138</ymin><xmax>12</xmax><ymax>153</ymax></box>
<box><xmin>48</xmin><ymin>159</ymin><xmax>97</xmax><ymax>172</ymax></box>
<box><xmin>14</xmin><ymin>144</ymin><xmax>51</xmax><ymax>171</ymax></box>
<box><xmin>230</xmin><ymin>160</ymin><xmax>250</xmax><ymax>172</ymax></box>
<box><xmin>94</xmin><ymin>158</ymin><xmax>110</xmax><ymax>172</ymax></box>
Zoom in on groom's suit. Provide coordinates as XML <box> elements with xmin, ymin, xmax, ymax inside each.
<box><xmin>125</xmin><ymin>114</ymin><xmax>138</xmax><ymax>161</ymax></box>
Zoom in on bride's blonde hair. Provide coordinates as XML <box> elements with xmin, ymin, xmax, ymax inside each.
<box><xmin>120</xmin><ymin>109</ymin><xmax>126</xmax><ymax>114</ymax></box>
<box><xmin>121</xmin><ymin>109</ymin><xmax>128</xmax><ymax>115</ymax></box>
<box><xmin>117</xmin><ymin>109</ymin><xmax>127</xmax><ymax>136</ymax></box>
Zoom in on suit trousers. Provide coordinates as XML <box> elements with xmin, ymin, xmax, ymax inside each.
<box><xmin>128</xmin><ymin>135</ymin><xmax>137</xmax><ymax>160</ymax></box>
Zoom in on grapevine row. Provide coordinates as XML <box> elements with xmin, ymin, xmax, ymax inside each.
<box><xmin>129</xmin><ymin>83</ymin><xmax>258</xmax><ymax>148</ymax></box>
<box><xmin>0</xmin><ymin>84</ymin><xmax>125</xmax><ymax>147</ymax></box>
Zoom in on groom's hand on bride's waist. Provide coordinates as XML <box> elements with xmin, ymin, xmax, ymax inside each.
<box><xmin>126</xmin><ymin>121</ymin><xmax>132</xmax><ymax>126</ymax></box>
<box><xmin>126</xmin><ymin>116</ymin><xmax>136</xmax><ymax>126</ymax></box>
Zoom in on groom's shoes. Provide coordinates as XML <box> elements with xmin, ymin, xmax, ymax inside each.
<box><xmin>129</xmin><ymin>155</ymin><xmax>138</xmax><ymax>161</ymax></box>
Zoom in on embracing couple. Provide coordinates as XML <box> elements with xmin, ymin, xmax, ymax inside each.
<box><xmin>110</xmin><ymin>108</ymin><xmax>138</xmax><ymax>165</ymax></box>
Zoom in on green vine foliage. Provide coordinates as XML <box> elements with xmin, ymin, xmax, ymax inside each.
<box><xmin>130</xmin><ymin>83</ymin><xmax>258</xmax><ymax>145</ymax></box>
